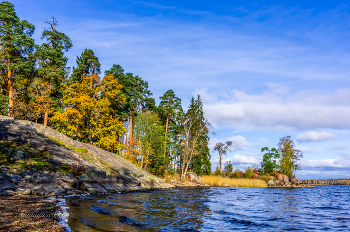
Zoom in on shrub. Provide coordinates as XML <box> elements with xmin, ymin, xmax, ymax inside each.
<box><xmin>245</xmin><ymin>167</ymin><xmax>254</xmax><ymax>178</ymax></box>
<box><xmin>214</xmin><ymin>165</ymin><xmax>221</xmax><ymax>176</ymax></box>
<box><xmin>230</xmin><ymin>172</ymin><xmax>237</xmax><ymax>178</ymax></box>
<box><xmin>224</xmin><ymin>161</ymin><xmax>233</xmax><ymax>173</ymax></box>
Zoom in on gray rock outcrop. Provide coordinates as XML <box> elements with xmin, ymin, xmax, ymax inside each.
<box><xmin>0</xmin><ymin>116</ymin><xmax>173</xmax><ymax>196</ymax></box>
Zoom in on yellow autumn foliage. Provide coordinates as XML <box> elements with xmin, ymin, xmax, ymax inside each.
<box><xmin>15</xmin><ymin>79</ymin><xmax>54</xmax><ymax>121</ymax></box>
<box><xmin>50</xmin><ymin>74</ymin><xmax>127</xmax><ymax>152</ymax></box>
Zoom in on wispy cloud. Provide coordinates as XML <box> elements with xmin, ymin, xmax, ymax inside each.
<box><xmin>202</xmin><ymin>88</ymin><xmax>350</xmax><ymax>130</ymax></box>
<box><xmin>295</xmin><ymin>146</ymin><xmax>316</xmax><ymax>153</ymax></box>
<box><xmin>297</xmin><ymin>131</ymin><xmax>338</xmax><ymax>142</ymax></box>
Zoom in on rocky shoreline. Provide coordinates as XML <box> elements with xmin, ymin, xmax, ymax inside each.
<box><xmin>266</xmin><ymin>173</ymin><xmax>314</xmax><ymax>188</ymax></box>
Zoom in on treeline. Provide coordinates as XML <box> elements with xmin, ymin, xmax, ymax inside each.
<box><xmin>302</xmin><ymin>179</ymin><xmax>350</xmax><ymax>186</ymax></box>
<box><xmin>0</xmin><ymin>1</ymin><xmax>211</xmax><ymax>178</ymax></box>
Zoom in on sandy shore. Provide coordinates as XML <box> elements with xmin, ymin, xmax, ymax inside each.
<box><xmin>0</xmin><ymin>195</ymin><xmax>66</xmax><ymax>232</ymax></box>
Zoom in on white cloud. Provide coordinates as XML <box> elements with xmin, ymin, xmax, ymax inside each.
<box><xmin>301</xmin><ymin>159</ymin><xmax>350</xmax><ymax>169</ymax></box>
<box><xmin>295</xmin><ymin>146</ymin><xmax>316</xmax><ymax>153</ymax></box>
<box><xmin>209</xmin><ymin>135</ymin><xmax>252</xmax><ymax>152</ymax></box>
<box><xmin>204</xmin><ymin>88</ymin><xmax>350</xmax><ymax>130</ymax></box>
<box><xmin>227</xmin><ymin>135</ymin><xmax>252</xmax><ymax>152</ymax></box>
<box><xmin>297</xmin><ymin>131</ymin><xmax>338</xmax><ymax>142</ymax></box>
<box><xmin>231</xmin><ymin>154</ymin><xmax>260</xmax><ymax>165</ymax></box>
<box><xmin>193</xmin><ymin>88</ymin><xmax>217</xmax><ymax>103</ymax></box>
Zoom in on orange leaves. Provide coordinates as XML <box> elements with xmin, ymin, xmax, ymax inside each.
<box><xmin>50</xmin><ymin>74</ymin><xmax>126</xmax><ymax>152</ymax></box>
<box><xmin>14</xmin><ymin>79</ymin><xmax>53</xmax><ymax>121</ymax></box>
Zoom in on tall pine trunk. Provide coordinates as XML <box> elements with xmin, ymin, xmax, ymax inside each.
<box><xmin>164</xmin><ymin>113</ymin><xmax>169</xmax><ymax>157</ymax></box>
<box><xmin>129</xmin><ymin>110</ymin><xmax>133</xmax><ymax>140</ymax></box>
<box><xmin>44</xmin><ymin>111</ymin><xmax>48</xmax><ymax>127</ymax></box>
<box><xmin>7</xmin><ymin>65</ymin><xmax>14</xmax><ymax>118</ymax></box>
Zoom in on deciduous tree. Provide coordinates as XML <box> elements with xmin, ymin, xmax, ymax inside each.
<box><xmin>179</xmin><ymin>96</ymin><xmax>210</xmax><ymax>179</ymax></box>
<box><xmin>260</xmin><ymin>147</ymin><xmax>280</xmax><ymax>175</ymax></box>
<box><xmin>214</xmin><ymin>141</ymin><xmax>233</xmax><ymax>173</ymax></box>
<box><xmin>51</xmin><ymin>74</ymin><xmax>126</xmax><ymax>152</ymax></box>
<box><xmin>278</xmin><ymin>136</ymin><xmax>302</xmax><ymax>178</ymax></box>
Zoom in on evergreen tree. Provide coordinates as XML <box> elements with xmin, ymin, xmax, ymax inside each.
<box><xmin>158</xmin><ymin>89</ymin><xmax>182</xmax><ymax>158</ymax></box>
<box><xmin>188</xmin><ymin>96</ymin><xmax>211</xmax><ymax>175</ymax></box>
<box><xmin>0</xmin><ymin>1</ymin><xmax>35</xmax><ymax>118</ymax></box>
<box><xmin>179</xmin><ymin>95</ymin><xmax>210</xmax><ymax>179</ymax></box>
<box><xmin>105</xmin><ymin>64</ymin><xmax>154</xmax><ymax>140</ymax></box>
<box><xmin>34</xmin><ymin>17</ymin><xmax>72</xmax><ymax>126</ymax></box>
<box><xmin>69</xmin><ymin>48</ymin><xmax>100</xmax><ymax>84</ymax></box>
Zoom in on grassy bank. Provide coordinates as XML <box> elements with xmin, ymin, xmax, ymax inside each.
<box><xmin>201</xmin><ymin>175</ymin><xmax>267</xmax><ymax>188</ymax></box>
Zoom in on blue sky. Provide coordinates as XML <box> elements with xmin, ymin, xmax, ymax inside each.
<box><xmin>12</xmin><ymin>0</ymin><xmax>350</xmax><ymax>179</ymax></box>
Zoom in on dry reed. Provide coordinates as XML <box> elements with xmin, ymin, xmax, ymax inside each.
<box><xmin>201</xmin><ymin>175</ymin><xmax>266</xmax><ymax>188</ymax></box>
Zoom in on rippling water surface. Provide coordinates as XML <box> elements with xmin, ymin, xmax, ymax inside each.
<box><xmin>66</xmin><ymin>186</ymin><xmax>350</xmax><ymax>231</ymax></box>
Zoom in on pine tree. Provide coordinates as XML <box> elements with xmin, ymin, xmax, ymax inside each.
<box><xmin>158</xmin><ymin>89</ymin><xmax>182</xmax><ymax>158</ymax></box>
<box><xmin>0</xmin><ymin>1</ymin><xmax>35</xmax><ymax>118</ymax></box>
<box><xmin>35</xmin><ymin>17</ymin><xmax>72</xmax><ymax>126</ymax></box>
<box><xmin>69</xmin><ymin>48</ymin><xmax>100</xmax><ymax>84</ymax></box>
<box><xmin>179</xmin><ymin>95</ymin><xmax>210</xmax><ymax>179</ymax></box>
<box><xmin>188</xmin><ymin>96</ymin><xmax>211</xmax><ymax>175</ymax></box>
<box><xmin>105</xmin><ymin>64</ymin><xmax>154</xmax><ymax>140</ymax></box>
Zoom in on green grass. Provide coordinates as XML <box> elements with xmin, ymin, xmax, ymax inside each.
<box><xmin>47</xmin><ymin>136</ymin><xmax>88</xmax><ymax>153</ymax></box>
<box><xmin>47</xmin><ymin>136</ymin><xmax>119</xmax><ymax>175</ymax></box>
<box><xmin>0</xmin><ymin>141</ymin><xmax>72</xmax><ymax>174</ymax></box>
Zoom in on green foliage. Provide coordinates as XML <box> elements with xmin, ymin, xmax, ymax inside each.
<box><xmin>0</xmin><ymin>93</ymin><xmax>8</xmax><ymax>115</ymax></box>
<box><xmin>105</xmin><ymin>64</ymin><xmax>155</xmax><ymax>139</ymax></box>
<box><xmin>213</xmin><ymin>165</ymin><xmax>221</xmax><ymax>176</ymax></box>
<box><xmin>158</xmin><ymin>89</ymin><xmax>183</xmax><ymax>161</ymax></box>
<box><xmin>260</xmin><ymin>147</ymin><xmax>280</xmax><ymax>175</ymax></box>
<box><xmin>230</xmin><ymin>168</ymin><xmax>244</xmax><ymax>178</ymax></box>
<box><xmin>134</xmin><ymin>110</ymin><xmax>167</xmax><ymax>176</ymax></box>
<box><xmin>278</xmin><ymin>136</ymin><xmax>302</xmax><ymax>178</ymax></box>
<box><xmin>179</xmin><ymin>96</ymin><xmax>211</xmax><ymax>179</ymax></box>
<box><xmin>34</xmin><ymin>17</ymin><xmax>72</xmax><ymax>114</ymax></box>
<box><xmin>0</xmin><ymin>1</ymin><xmax>35</xmax><ymax>117</ymax></box>
<box><xmin>69</xmin><ymin>48</ymin><xmax>101</xmax><ymax>84</ymax></box>
<box><xmin>245</xmin><ymin>167</ymin><xmax>254</xmax><ymax>178</ymax></box>
<box><xmin>224</xmin><ymin>161</ymin><xmax>233</xmax><ymax>173</ymax></box>
<box><xmin>187</xmin><ymin>96</ymin><xmax>211</xmax><ymax>176</ymax></box>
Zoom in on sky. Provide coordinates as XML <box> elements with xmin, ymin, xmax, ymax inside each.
<box><xmin>11</xmin><ymin>0</ymin><xmax>350</xmax><ymax>179</ymax></box>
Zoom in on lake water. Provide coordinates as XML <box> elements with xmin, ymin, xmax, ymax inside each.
<box><xmin>66</xmin><ymin>186</ymin><xmax>350</xmax><ymax>231</ymax></box>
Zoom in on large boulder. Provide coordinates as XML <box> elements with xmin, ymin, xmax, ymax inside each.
<box><xmin>185</xmin><ymin>172</ymin><xmax>203</xmax><ymax>184</ymax></box>
<box><xmin>291</xmin><ymin>177</ymin><xmax>302</xmax><ymax>185</ymax></box>
<box><xmin>277</xmin><ymin>174</ymin><xmax>289</xmax><ymax>182</ymax></box>
<box><xmin>267</xmin><ymin>180</ymin><xmax>275</xmax><ymax>186</ymax></box>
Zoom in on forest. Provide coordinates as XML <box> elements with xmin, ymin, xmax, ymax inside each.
<box><xmin>0</xmin><ymin>1</ymin><xmax>211</xmax><ymax>178</ymax></box>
